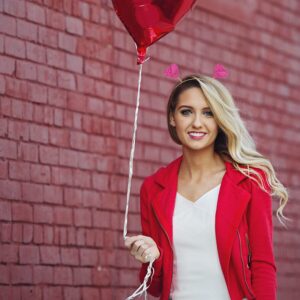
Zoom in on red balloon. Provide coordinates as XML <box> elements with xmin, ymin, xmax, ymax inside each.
<box><xmin>112</xmin><ymin>0</ymin><xmax>197</xmax><ymax>64</ymax></box>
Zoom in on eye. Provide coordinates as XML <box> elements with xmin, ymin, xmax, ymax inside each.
<box><xmin>204</xmin><ymin>110</ymin><xmax>213</xmax><ymax>117</ymax></box>
<box><xmin>180</xmin><ymin>109</ymin><xmax>191</xmax><ymax>116</ymax></box>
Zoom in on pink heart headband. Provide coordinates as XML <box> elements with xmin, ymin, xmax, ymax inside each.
<box><xmin>164</xmin><ymin>63</ymin><xmax>229</xmax><ymax>81</ymax></box>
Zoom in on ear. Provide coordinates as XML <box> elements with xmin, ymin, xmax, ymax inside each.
<box><xmin>169</xmin><ymin>115</ymin><xmax>176</xmax><ymax>127</ymax></box>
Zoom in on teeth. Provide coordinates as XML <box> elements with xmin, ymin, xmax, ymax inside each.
<box><xmin>189</xmin><ymin>132</ymin><xmax>205</xmax><ymax>136</ymax></box>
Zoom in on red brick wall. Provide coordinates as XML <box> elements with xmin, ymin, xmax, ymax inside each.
<box><xmin>0</xmin><ymin>0</ymin><xmax>299</xmax><ymax>299</ymax></box>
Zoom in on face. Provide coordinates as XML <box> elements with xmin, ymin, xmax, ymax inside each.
<box><xmin>169</xmin><ymin>87</ymin><xmax>219</xmax><ymax>151</ymax></box>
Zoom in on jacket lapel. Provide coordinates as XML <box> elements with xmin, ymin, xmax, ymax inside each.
<box><xmin>150</xmin><ymin>154</ymin><xmax>251</xmax><ymax>281</ymax></box>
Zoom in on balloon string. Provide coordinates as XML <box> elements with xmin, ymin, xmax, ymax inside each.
<box><xmin>123</xmin><ymin>59</ymin><xmax>155</xmax><ymax>299</ymax></box>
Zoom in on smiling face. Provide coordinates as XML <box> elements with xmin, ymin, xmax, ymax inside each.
<box><xmin>169</xmin><ymin>87</ymin><xmax>219</xmax><ymax>151</ymax></box>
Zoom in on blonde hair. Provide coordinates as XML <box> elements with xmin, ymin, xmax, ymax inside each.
<box><xmin>167</xmin><ymin>74</ymin><xmax>291</xmax><ymax>228</ymax></box>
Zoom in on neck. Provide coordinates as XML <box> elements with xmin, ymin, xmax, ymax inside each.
<box><xmin>180</xmin><ymin>147</ymin><xmax>225</xmax><ymax>182</ymax></box>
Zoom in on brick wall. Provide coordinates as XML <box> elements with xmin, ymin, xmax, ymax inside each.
<box><xmin>0</xmin><ymin>0</ymin><xmax>299</xmax><ymax>299</ymax></box>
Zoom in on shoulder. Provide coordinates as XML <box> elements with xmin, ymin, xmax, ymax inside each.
<box><xmin>248</xmin><ymin>165</ymin><xmax>271</xmax><ymax>195</ymax></box>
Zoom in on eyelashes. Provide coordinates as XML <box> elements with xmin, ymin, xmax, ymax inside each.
<box><xmin>180</xmin><ymin>109</ymin><xmax>213</xmax><ymax>117</ymax></box>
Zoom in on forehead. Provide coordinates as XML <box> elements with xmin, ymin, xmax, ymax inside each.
<box><xmin>177</xmin><ymin>87</ymin><xmax>209</xmax><ymax>108</ymax></box>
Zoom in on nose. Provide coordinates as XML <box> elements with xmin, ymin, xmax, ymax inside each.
<box><xmin>192</xmin><ymin>113</ymin><xmax>203</xmax><ymax>127</ymax></box>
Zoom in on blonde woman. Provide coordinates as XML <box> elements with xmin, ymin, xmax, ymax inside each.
<box><xmin>125</xmin><ymin>75</ymin><xmax>290</xmax><ymax>300</ymax></box>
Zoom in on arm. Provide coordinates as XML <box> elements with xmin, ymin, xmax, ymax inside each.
<box><xmin>247</xmin><ymin>171</ymin><xmax>277</xmax><ymax>300</ymax></box>
<box><xmin>139</xmin><ymin>179</ymin><xmax>163</xmax><ymax>297</ymax></box>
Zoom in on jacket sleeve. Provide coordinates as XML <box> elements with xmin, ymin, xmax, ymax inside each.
<box><xmin>138</xmin><ymin>179</ymin><xmax>163</xmax><ymax>297</ymax></box>
<box><xmin>247</xmin><ymin>170</ymin><xmax>277</xmax><ymax>300</ymax></box>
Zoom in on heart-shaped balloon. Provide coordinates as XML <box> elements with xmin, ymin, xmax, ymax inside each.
<box><xmin>112</xmin><ymin>0</ymin><xmax>197</xmax><ymax>64</ymax></box>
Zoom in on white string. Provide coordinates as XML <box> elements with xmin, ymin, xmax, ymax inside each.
<box><xmin>123</xmin><ymin>58</ymin><xmax>155</xmax><ymax>299</ymax></box>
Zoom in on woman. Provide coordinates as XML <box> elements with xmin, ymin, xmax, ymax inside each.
<box><xmin>124</xmin><ymin>75</ymin><xmax>289</xmax><ymax>300</ymax></box>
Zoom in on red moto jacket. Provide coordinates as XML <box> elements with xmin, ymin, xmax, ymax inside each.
<box><xmin>139</xmin><ymin>155</ymin><xmax>277</xmax><ymax>300</ymax></box>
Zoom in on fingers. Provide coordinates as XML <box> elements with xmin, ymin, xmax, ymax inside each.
<box><xmin>124</xmin><ymin>235</ymin><xmax>154</xmax><ymax>263</ymax></box>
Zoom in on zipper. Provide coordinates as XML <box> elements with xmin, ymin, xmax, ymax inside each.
<box><xmin>151</xmin><ymin>205</ymin><xmax>174</xmax><ymax>292</ymax></box>
<box><xmin>237</xmin><ymin>229</ymin><xmax>255</xmax><ymax>299</ymax></box>
<box><xmin>245</xmin><ymin>232</ymin><xmax>252</xmax><ymax>269</ymax></box>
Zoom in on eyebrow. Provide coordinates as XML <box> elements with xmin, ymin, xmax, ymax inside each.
<box><xmin>177</xmin><ymin>105</ymin><xmax>210</xmax><ymax>110</ymax></box>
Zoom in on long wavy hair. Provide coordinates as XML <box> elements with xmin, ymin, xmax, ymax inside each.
<box><xmin>167</xmin><ymin>74</ymin><xmax>291</xmax><ymax>228</ymax></box>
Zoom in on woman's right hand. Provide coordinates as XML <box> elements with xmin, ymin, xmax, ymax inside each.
<box><xmin>124</xmin><ymin>235</ymin><xmax>161</xmax><ymax>264</ymax></box>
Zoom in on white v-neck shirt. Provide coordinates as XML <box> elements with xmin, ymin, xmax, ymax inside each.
<box><xmin>170</xmin><ymin>183</ymin><xmax>231</xmax><ymax>300</ymax></box>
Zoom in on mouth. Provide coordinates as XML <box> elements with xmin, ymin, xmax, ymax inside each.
<box><xmin>188</xmin><ymin>131</ymin><xmax>207</xmax><ymax>140</ymax></box>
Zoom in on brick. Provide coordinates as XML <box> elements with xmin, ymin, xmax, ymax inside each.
<box><xmin>11</xmin><ymin>265</ymin><xmax>32</xmax><ymax>284</ymax></box>
<box><xmin>82</xmin><ymin>190</ymin><xmax>100</xmax><ymax>208</ymax></box>
<box><xmin>5</xmin><ymin>36</ymin><xmax>25</xmax><ymax>58</ymax></box>
<box><xmin>19</xmin><ymin>245</ymin><xmax>40</xmax><ymax>264</ymax></box>
<box><xmin>31</xmin><ymin>164</ymin><xmax>51</xmax><ymax>184</ymax></box>
<box><xmin>28</xmin><ymin>82</ymin><xmax>48</xmax><ymax>104</ymax></box>
<box><xmin>70</xmin><ymin>131</ymin><xmax>88</xmax><ymax>150</ymax></box>
<box><xmin>40</xmin><ymin>145</ymin><xmax>59</xmax><ymax>165</ymax></box>
<box><xmin>40</xmin><ymin>246</ymin><xmax>60</xmax><ymax>264</ymax></box>
<box><xmin>43</xmin><ymin>287</ymin><xmax>63</xmax><ymax>300</ymax></box>
<box><xmin>26</xmin><ymin>2</ymin><xmax>46</xmax><ymax>24</ymax></box>
<box><xmin>0</xmin><ymin>244</ymin><xmax>18</xmax><ymax>263</ymax></box>
<box><xmin>18</xmin><ymin>142</ymin><xmax>38</xmax><ymax>162</ymax></box>
<box><xmin>54</xmin><ymin>206</ymin><xmax>73</xmax><ymax>225</ymax></box>
<box><xmin>73</xmin><ymin>267</ymin><xmax>92</xmax><ymax>285</ymax></box>
<box><xmin>66</xmin><ymin>54</ymin><xmax>83</xmax><ymax>73</ymax></box>
<box><xmin>0</xmin><ymin>13</ymin><xmax>16</xmax><ymax>35</ymax></box>
<box><xmin>46</xmin><ymin>9</ymin><xmax>65</xmax><ymax>30</ymax></box>
<box><xmin>12</xmin><ymin>223</ymin><xmax>22</xmax><ymax>242</ymax></box>
<box><xmin>0</xmin><ymin>265</ymin><xmax>9</xmax><ymax>284</ymax></box>
<box><xmin>61</xmin><ymin>247</ymin><xmax>79</xmax><ymax>265</ymax></box>
<box><xmin>46</xmin><ymin>48</ymin><xmax>66</xmax><ymax>68</ymax></box>
<box><xmin>0</xmin><ymin>74</ymin><xmax>5</xmax><ymax>94</ymax></box>
<box><xmin>93</xmin><ymin>210</ymin><xmax>110</xmax><ymax>228</ymax></box>
<box><xmin>58</xmin><ymin>148</ymin><xmax>77</xmax><ymax>168</ymax></box>
<box><xmin>9</xmin><ymin>161</ymin><xmax>30</xmax><ymax>181</ymax></box>
<box><xmin>29</xmin><ymin>123</ymin><xmax>49</xmax><ymax>144</ymax></box>
<box><xmin>26</xmin><ymin>41</ymin><xmax>46</xmax><ymax>63</ymax></box>
<box><xmin>74</xmin><ymin>208</ymin><xmax>91</xmax><ymax>227</ymax></box>
<box><xmin>92</xmin><ymin>173</ymin><xmax>109</xmax><ymax>191</ymax></box>
<box><xmin>16</xmin><ymin>60</ymin><xmax>37</xmax><ymax>80</ymax></box>
<box><xmin>82</xmin><ymin>288</ymin><xmax>99</xmax><ymax>300</ymax></box>
<box><xmin>86</xmin><ymin>97</ymin><xmax>103</xmax><ymax>114</ymax></box>
<box><xmin>33</xmin><ymin>224</ymin><xmax>43</xmax><ymax>244</ymax></box>
<box><xmin>38</xmin><ymin>26</ymin><xmax>58</xmax><ymax>47</ymax></box>
<box><xmin>48</xmin><ymin>88</ymin><xmax>67</xmax><ymax>107</ymax></box>
<box><xmin>54</xmin><ymin>266</ymin><xmax>72</xmax><ymax>285</ymax></box>
<box><xmin>57</xmin><ymin>70</ymin><xmax>76</xmax><ymax>90</ymax></box>
<box><xmin>37</xmin><ymin>65</ymin><xmax>57</xmax><ymax>86</ymax></box>
<box><xmin>64</xmin><ymin>187</ymin><xmax>82</xmax><ymax>206</ymax></box>
<box><xmin>12</xmin><ymin>203</ymin><xmax>33</xmax><ymax>222</ymax></box>
<box><xmin>8</xmin><ymin>120</ymin><xmax>29</xmax><ymax>141</ymax></box>
<box><xmin>33</xmin><ymin>265</ymin><xmax>53</xmax><ymax>284</ymax></box>
<box><xmin>85</xmin><ymin>59</ymin><xmax>110</xmax><ymax>79</ymax></box>
<box><xmin>4</xmin><ymin>0</ymin><xmax>25</xmax><ymax>17</ymax></box>
<box><xmin>34</xmin><ymin>204</ymin><xmax>53</xmax><ymax>224</ymax></box>
<box><xmin>17</xmin><ymin>19</ymin><xmax>38</xmax><ymax>42</ymax></box>
<box><xmin>80</xmin><ymin>248</ymin><xmax>98</xmax><ymax>266</ymax></box>
<box><xmin>76</xmin><ymin>75</ymin><xmax>95</xmax><ymax>94</ymax></box>
<box><xmin>66</xmin><ymin>16</ymin><xmax>83</xmax><ymax>35</ymax></box>
<box><xmin>0</xmin><ymin>54</ymin><xmax>15</xmax><ymax>75</ymax></box>
<box><xmin>51</xmin><ymin>166</ymin><xmax>73</xmax><ymax>186</ymax></box>
<box><xmin>5</xmin><ymin>77</ymin><xmax>28</xmax><ymax>100</ymax></box>
<box><xmin>78</xmin><ymin>152</ymin><xmax>96</xmax><ymax>170</ymax></box>
<box><xmin>58</xmin><ymin>32</ymin><xmax>77</xmax><ymax>53</ymax></box>
<box><xmin>0</xmin><ymin>159</ymin><xmax>8</xmax><ymax>179</ymax></box>
<box><xmin>0</xmin><ymin>200</ymin><xmax>11</xmax><ymax>221</ymax></box>
<box><xmin>64</xmin><ymin>287</ymin><xmax>80</xmax><ymax>300</ymax></box>
<box><xmin>44</xmin><ymin>185</ymin><xmax>63</xmax><ymax>204</ymax></box>
<box><xmin>23</xmin><ymin>223</ymin><xmax>33</xmax><ymax>243</ymax></box>
<box><xmin>73</xmin><ymin>169</ymin><xmax>91</xmax><ymax>188</ymax></box>
<box><xmin>44</xmin><ymin>225</ymin><xmax>53</xmax><ymax>244</ymax></box>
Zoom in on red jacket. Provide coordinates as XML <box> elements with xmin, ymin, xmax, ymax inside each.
<box><xmin>139</xmin><ymin>155</ymin><xmax>277</xmax><ymax>300</ymax></box>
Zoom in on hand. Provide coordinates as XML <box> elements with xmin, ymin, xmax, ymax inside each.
<box><xmin>124</xmin><ymin>235</ymin><xmax>161</xmax><ymax>264</ymax></box>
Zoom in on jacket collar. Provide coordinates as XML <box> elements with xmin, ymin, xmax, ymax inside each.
<box><xmin>152</xmin><ymin>154</ymin><xmax>246</xmax><ymax>188</ymax></box>
<box><xmin>150</xmin><ymin>154</ymin><xmax>251</xmax><ymax>283</ymax></box>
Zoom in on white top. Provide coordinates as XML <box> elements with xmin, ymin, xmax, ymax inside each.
<box><xmin>170</xmin><ymin>184</ymin><xmax>231</xmax><ymax>300</ymax></box>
